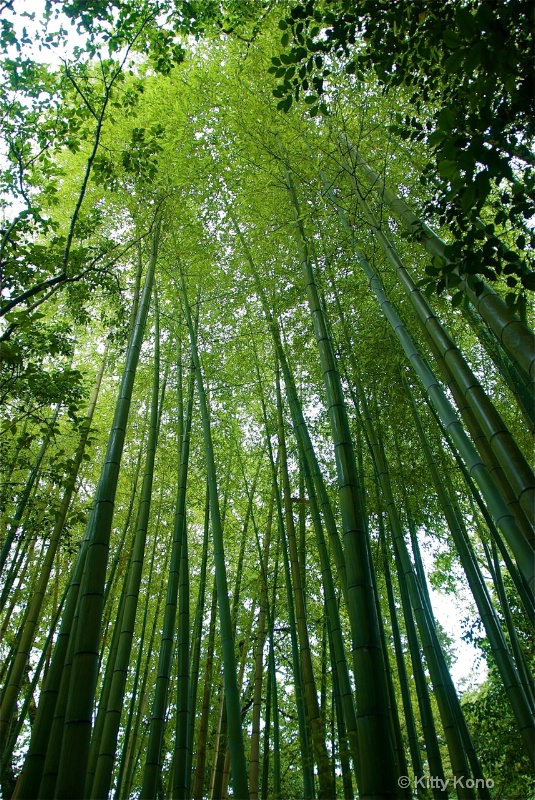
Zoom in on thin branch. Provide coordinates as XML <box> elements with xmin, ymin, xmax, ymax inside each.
<box><xmin>60</xmin><ymin>13</ymin><xmax>154</xmax><ymax>278</ymax></box>
<box><xmin>0</xmin><ymin>272</ymin><xmax>66</xmax><ymax>318</ymax></box>
<box><xmin>9</xmin><ymin>144</ymin><xmax>32</xmax><ymax>209</ymax></box>
<box><xmin>63</xmin><ymin>65</ymin><xmax>98</xmax><ymax>120</ymax></box>
<box><xmin>0</xmin><ymin>284</ymin><xmax>59</xmax><ymax>342</ymax></box>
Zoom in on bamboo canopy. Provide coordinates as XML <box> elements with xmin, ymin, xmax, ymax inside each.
<box><xmin>0</xmin><ymin>2</ymin><xmax>533</xmax><ymax>799</ymax></box>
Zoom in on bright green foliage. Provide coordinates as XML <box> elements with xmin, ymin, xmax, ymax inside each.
<box><xmin>0</xmin><ymin>3</ymin><xmax>533</xmax><ymax>800</ymax></box>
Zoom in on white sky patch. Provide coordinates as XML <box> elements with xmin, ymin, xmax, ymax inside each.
<box><xmin>6</xmin><ymin>0</ymin><xmax>87</xmax><ymax>65</ymax></box>
<box><xmin>420</xmin><ymin>542</ymin><xmax>488</xmax><ymax>691</ymax></box>
<box><xmin>429</xmin><ymin>583</ymin><xmax>487</xmax><ymax>689</ymax></box>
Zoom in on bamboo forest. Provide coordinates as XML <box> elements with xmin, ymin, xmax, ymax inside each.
<box><xmin>0</xmin><ymin>1</ymin><xmax>534</xmax><ymax>798</ymax></box>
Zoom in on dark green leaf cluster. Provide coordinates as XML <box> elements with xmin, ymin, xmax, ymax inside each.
<box><xmin>55</xmin><ymin>0</ymin><xmax>267</xmax><ymax>72</ymax></box>
<box><xmin>462</xmin><ymin>585</ymin><xmax>535</xmax><ymax>799</ymax></box>
<box><xmin>462</xmin><ymin>677</ymin><xmax>534</xmax><ymax>799</ymax></box>
<box><xmin>0</xmin><ymin>332</ymin><xmax>85</xmax><ymax>421</ymax></box>
<box><xmin>274</xmin><ymin>1</ymin><xmax>535</xmax><ymax>312</ymax></box>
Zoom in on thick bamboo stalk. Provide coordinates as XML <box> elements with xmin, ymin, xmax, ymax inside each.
<box><xmin>339</xmin><ymin>138</ymin><xmax>535</xmax><ymax>391</ymax></box>
<box><xmin>282</xmin><ymin>162</ymin><xmax>399</xmax><ymax>798</ymax></box>
<box><xmin>51</xmin><ymin>222</ymin><xmax>160</xmax><ymax>800</ymax></box>
<box><xmin>0</xmin><ymin>351</ymin><xmax>107</xmax><ymax>760</ymax></box>
<box><xmin>339</xmin><ymin>344</ymin><xmax>473</xmax><ymax>792</ymax></box>
<box><xmin>220</xmin><ymin>605</ymin><xmax>255</xmax><ymax>799</ymax></box>
<box><xmin>102</xmin><ymin>432</ymin><xmax>146</xmax><ymax>617</ymax></box>
<box><xmin>324</xmin><ymin>179</ymin><xmax>534</xmax><ymax>591</ymax></box>
<box><xmin>13</xmin><ymin>518</ymin><xmax>91</xmax><ymax>799</ymax></box>
<box><xmin>350</xmin><ymin>185</ymin><xmax>533</xmax><ymax>532</ymax></box>
<box><xmin>460</xmin><ymin>302</ymin><xmax>534</xmax><ymax>431</ymax></box>
<box><xmin>0</xmin><ymin>586</ymin><xmax>67</xmax><ymax>782</ymax></box>
<box><xmin>299</xmin><ymin>452</ymin><xmax>361</xmax><ymax>782</ymax></box>
<box><xmin>91</xmin><ymin>288</ymin><xmax>161</xmax><ymax>799</ymax></box>
<box><xmin>83</xmin><ymin>549</ymin><xmax>131</xmax><ymax>795</ymax></box>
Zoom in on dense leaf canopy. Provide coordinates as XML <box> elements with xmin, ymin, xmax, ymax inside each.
<box><xmin>0</xmin><ymin>2</ymin><xmax>533</xmax><ymax>799</ymax></box>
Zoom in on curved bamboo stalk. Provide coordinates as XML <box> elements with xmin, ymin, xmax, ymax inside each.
<box><xmin>425</xmin><ymin>400</ymin><xmax>535</xmax><ymax>626</ymax></box>
<box><xmin>352</xmin><ymin>184</ymin><xmax>533</xmax><ymax>533</ymax></box>
<box><xmin>324</xmin><ymin>181</ymin><xmax>534</xmax><ymax>591</ymax></box>
<box><xmin>338</xmin><ymin>137</ymin><xmax>535</xmax><ymax>392</ymax></box>
<box><xmin>51</xmin><ymin>220</ymin><xmax>160</xmax><ymax>800</ymax></box>
<box><xmin>460</xmin><ymin>302</ymin><xmax>534</xmax><ymax>431</ymax></box>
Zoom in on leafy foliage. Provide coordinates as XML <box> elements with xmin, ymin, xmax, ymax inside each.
<box><xmin>274</xmin><ymin>0</ymin><xmax>535</xmax><ymax>313</ymax></box>
<box><xmin>0</xmin><ymin>3</ymin><xmax>533</xmax><ymax>799</ymax></box>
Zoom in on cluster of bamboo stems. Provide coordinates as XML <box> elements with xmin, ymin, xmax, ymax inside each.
<box><xmin>0</xmin><ymin>139</ymin><xmax>533</xmax><ymax>800</ymax></box>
